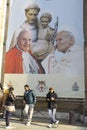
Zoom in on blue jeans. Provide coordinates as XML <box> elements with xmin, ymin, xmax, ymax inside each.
<box><xmin>23</xmin><ymin>104</ymin><xmax>34</xmax><ymax>123</ymax></box>
<box><xmin>48</xmin><ymin>108</ymin><xmax>57</xmax><ymax>124</ymax></box>
<box><xmin>5</xmin><ymin>110</ymin><xmax>12</xmax><ymax>126</ymax></box>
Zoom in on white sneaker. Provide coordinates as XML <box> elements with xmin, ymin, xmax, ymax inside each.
<box><xmin>49</xmin><ymin>124</ymin><xmax>52</xmax><ymax>128</ymax></box>
<box><xmin>55</xmin><ymin>120</ymin><xmax>59</xmax><ymax>125</ymax></box>
<box><xmin>26</xmin><ymin>122</ymin><xmax>31</xmax><ymax>126</ymax></box>
<box><xmin>0</xmin><ymin>112</ymin><xmax>3</xmax><ymax>115</ymax></box>
<box><xmin>54</xmin><ymin>120</ymin><xmax>59</xmax><ymax>128</ymax></box>
<box><xmin>6</xmin><ymin>126</ymin><xmax>13</xmax><ymax>129</ymax></box>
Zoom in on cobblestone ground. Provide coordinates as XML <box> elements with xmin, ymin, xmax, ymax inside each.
<box><xmin>0</xmin><ymin>117</ymin><xmax>87</xmax><ymax>130</ymax></box>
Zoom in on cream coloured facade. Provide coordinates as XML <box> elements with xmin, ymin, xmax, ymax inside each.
<box><xmin>0</xmin><ymin>0</ymin><xmax>6</xmax><ymax>82</ymax></box>
<box><xmin>0</xmin><ymin>0</ymin><xmax>6</xmax><ymax>44</ymax></box>
<box><xmin>0</xmin><ymin>0</ymin><xmax>9</xmax><ymax>83</ymax></box>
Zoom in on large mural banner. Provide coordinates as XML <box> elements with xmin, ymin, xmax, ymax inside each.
<box><xmin>4</xmin><ymin>0</ymin><xmax>85</xmax><ymax>98</ymax></box>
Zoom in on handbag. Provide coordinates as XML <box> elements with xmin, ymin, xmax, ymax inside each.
<box><xmin>4</xmin><ymin>105</ymin><xmax>15</xmax><ymax>112</ymax></box>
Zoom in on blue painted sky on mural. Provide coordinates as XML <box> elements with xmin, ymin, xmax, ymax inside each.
<box><xmin>6</xmin><ymin>0</ymin><xmax>84</xmax><ymax>51</ymax></box>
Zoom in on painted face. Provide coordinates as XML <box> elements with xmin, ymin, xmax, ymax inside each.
<box><xmin>25</xmin><ymin>9</ymin><xmax>39</xmax><ymax>24</ymax></box>
<box><xmin>17</xmin><ymin>32</ymin><xmax>31</xmax><ymax>52</ymax></box>
<box><xmin>56</xmin><ymin>32</ymin><xmax>72</xmax><ymax>53</ymax></box>
<box><xmin>40</xmin><ymin>17</ymin><xmax>49</xmax><ymax>28</ymax></box>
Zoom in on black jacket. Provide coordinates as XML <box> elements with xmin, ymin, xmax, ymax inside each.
<box><xmin>46</xmin><ymin>91</ymin><xmax>58</xmax><ymax>109</ymax></box>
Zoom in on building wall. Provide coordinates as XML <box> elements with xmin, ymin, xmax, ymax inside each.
<box><xmin>0</xmin><ymin>0</ymin><xmax>6</xmax><ymax>45</ymax></box>
<box><xmin>0</xmin><ymin>0</ymin><xmax>87</xmax><ymax>115</ymax></box>
<box><xmin>84</xmin><ymin>0</ymin><xmax>87</xmax><ymax>113</ymax></box>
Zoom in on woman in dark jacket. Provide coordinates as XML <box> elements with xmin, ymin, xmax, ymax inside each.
<box><xmin>46</xmin><ymin>87</ymin><xmax>59</xmax><ymax>128</ymax></box>
<box><xmin>4</xmin><ymin>87</ymin><xmax>16</xmax><ymax>129</ymax></box>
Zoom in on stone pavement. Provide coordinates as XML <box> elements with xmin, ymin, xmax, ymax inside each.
<box><xmin>0</xmin><ymin>117</ymin><xmax>87</xmax><ymax>130</ymax></box>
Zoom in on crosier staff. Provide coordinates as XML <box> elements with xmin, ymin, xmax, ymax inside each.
<box><xmin>49</xmin><ymin>16</ymin><xmax>58</xmax><ymax>45</ymax></box>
